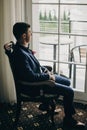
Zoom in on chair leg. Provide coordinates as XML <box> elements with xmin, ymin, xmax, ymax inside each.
<box><xmin>39</xmin><ymin>98</ymin><xmax>56</xmax><ymax>124</ymax></box>
<box><xmin>47</xmin><ymin>100</ymin><xmax>56</xmax><ymax>124</ymax></box>
<box><xmin>14</xmin><ymin>100</ymin><xmax>22</xmax><ymax>126</ymax></box>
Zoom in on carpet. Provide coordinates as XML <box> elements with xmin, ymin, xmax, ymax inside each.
<box><xmin>0</xmin><ymin>101</ymin><xmax>87</xmax><ymax>130</ymax></box>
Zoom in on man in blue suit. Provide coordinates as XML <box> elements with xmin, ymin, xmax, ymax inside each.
<box><xmin>7</xmin><ymin>22</ymin><xmax>84</xmax><ymax>128</ymax></box>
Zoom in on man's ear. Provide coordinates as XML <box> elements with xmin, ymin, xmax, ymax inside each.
<box><xmin>22</xmin><ymin>33</ymin><xmax>26</xmax><ymax>39</ymax></box>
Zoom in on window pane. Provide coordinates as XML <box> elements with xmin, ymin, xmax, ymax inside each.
<box><xmin>33</xmin><ymin>33</ymin><xmax>58</xmax><ymax>71</ymax></box>
<box><xmin>59</xmin><ymin>63</ymin><xmax>69</xmax><ymax>77</ymax></box>
<box><xmin>32</xmin><ymin>0</ymin><xmax>59</xmax><ymax>3</ymax></box>
<box><xmin>61</xmin><ymin>0</ymin><xmax>87</xmax><ymax>4</ymax></box>
<box><xmin>60</xmin><ymin>5</ymin><xmax>87</xmax><ymax>34</ymax></box>
<box><xmin>59</xmin><ymin>35</ymin><xmax>73</xmax><ymax>62</ymax></box>
<box><xmin>75</xmin><ymin>66</ymin><xmax>85</xmax><ymax>92</ymax></box>
<box><xmin>33</xmin><ymin>33</ymin><xmax>58</xmax><ymax>59</ymax></box>
<box><xmin>32</xmin><ymin>4</ymin><xmax>58</xmax><ymax>32</ymax></box>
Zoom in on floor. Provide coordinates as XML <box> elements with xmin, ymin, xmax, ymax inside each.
<box><xmin>0</xmin><ymin>101</ymin><xmax>87</xmax><ymax>130</ymax></box>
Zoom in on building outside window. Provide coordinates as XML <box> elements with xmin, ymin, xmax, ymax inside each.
<box><xmin>31</xmin><ymin>0</ymin><xmax>87</xmax><ymax>102</ymax></box>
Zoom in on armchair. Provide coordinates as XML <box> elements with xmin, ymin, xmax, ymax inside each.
<box><xmin>4</xmin><ymin>41</ymin><xmax>58</xmax><ymax>126</ymax></box>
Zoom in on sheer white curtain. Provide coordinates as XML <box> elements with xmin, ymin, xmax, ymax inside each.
<box><xmin>0</xmin><ymin>0</ymin><xmax>25</xmax><ymax>103</ymax></box>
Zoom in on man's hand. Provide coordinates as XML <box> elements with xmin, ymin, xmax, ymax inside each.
<box><xmin>43</xmin><ymin>68</ymin><xmax>55</xmax><ymax>81</ymax></box>
<box><xmin>4</xmin><ymin>41</ymin><xmax>14</xmax><ymax>51</ymax></box>
<box><xmin>49</xmin><ymin>74</ymin><xmax>55</xmax><ymax>81</ymax></box>
<box><xmin>47</xmin><ymin>71</ymin><xmax>55</xmax><ymax>81</ymax></box>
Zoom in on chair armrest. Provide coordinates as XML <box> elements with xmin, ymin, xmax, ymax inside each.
<box><xmin>43</xmin><ymin>66</ymin><xmax>52</xmax><ymax>72</ymax></box>
<box><xmin>18</xmin><ymin>80</ymin><xmax>55</xmax><ymax>87</ymax></box>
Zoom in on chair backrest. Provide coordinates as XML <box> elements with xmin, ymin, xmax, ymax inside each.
<box><xmin>70</xmin><ymin>45</ymin><xmax>87</xmax><ymax>63</ymax></box>
<box><xmin>4</xmin><ymin>42</ymin><xmax>16</xmax><ymax>78</ymax></box>
<box><xmin>4</xmin><ymin>42</ymin><xmax>21</xmax><ymax>94</ymax></box>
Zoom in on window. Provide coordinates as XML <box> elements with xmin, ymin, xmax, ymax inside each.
<box><xmin>32</xmin><ymin>0</ymin><xmax>87</xmax><ymax>93</ymax></box>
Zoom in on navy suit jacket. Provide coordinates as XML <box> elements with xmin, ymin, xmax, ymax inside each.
<box><xmin>12</xmin><ymin>43</ymin><xmax>50</xmax><ymax>82</ymax></box>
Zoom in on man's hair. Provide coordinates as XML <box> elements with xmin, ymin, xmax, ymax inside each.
<box><xmin>13</xmin><ymin>22</ymin><xmax>30</xmax><ymax>40</ymax></box>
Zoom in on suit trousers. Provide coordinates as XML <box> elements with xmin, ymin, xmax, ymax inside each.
<box><xmin>44</xmin><ymin>74</ymin><xmax>76</xmax><ymax>118</ymax></box>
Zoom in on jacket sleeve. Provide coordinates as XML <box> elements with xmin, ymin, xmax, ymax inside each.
<box><xmin>15</xmin><ymin>52</ymin><xmax>50</xmax><ymax>82</ymax></box>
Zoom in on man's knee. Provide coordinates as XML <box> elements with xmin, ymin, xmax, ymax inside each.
<box><xmin>67</xmin><ymin>79</ymin><xmax>71</xmax><ymax>86</ymax></box>
<box><xmin>68</xmin><ymin>88</ymin><xmax>74</xmax><ymax>98</ymax></box>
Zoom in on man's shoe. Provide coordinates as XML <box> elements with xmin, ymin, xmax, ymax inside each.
<box><xmin>63</xmin><ymin>117</ymin><xmax>77</xmax><ymax>128</ymax></box>
<box><xmin>75</xmin><ymin>122</ymin><xmax>85</xmax><ymax>129</ymax></box>
<box><xmin>63</xmin><ymin>117</ymin><xmax>85</xmax><ymax>129</ymax></box>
